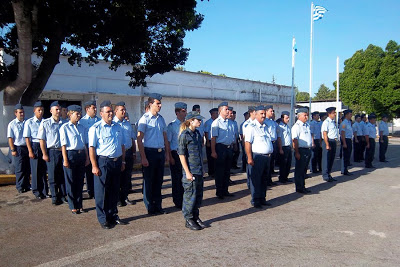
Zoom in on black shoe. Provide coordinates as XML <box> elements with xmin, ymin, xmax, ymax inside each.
<box><xmin>328</xmin><ymin>178</ymin><xmax>337</xmax><ymax>182</ymax></box>
<box><xmin>185</xmin><ymin>219</ymin><xmax>202</xmax><ymax>230</ymax></box>
<box><xmin>253</xmin><ymin>204</ymin><xmax>263</xmax><ymax>209</ymax></box>
<box><xmin>296</xmin><ymin>189</ymin><xmax>307</xmax><ymax>194</ymax></box>
<box><xmin>147</xmin><ymin>210</ymin><xmax>156</xmax><ymax>216</ymax></box>
<box><xmin>261</xmin><ymin>201</ymin><xmax>272</xmax><ymax>206</ymax></box>
<box><xmin>40</xmin><ymin>194</ymin><xmax>47</xmax><ymax>199</ymax></box>
<box><xmin>118</xmin><ymin>201</ymin><xmax>127</xmax><ymax>207</ymax></box>
<box><xmin>217</xmin><ymin>195</ymin><xmax>224</xmax><ymax>200</ymax></box>
<box><xmin>195</xmin><ymin>218</ymin><xmax>208</xmax><ymax>229</ymax></box>
<box><xmin>342</xmin><ymin>171</ymin><xmax>353</xmax><ymax>176</ymax></box>
<box><xmin>279</xmin><ymin>180</ymin><xmax>287</xmax><ymax>184</ymax></box>
<box><xmin>224</xmin><ymin>192</ymin><xmax>235</xmax><ymax>197</ymax></box>
<box><xmin>156</xmin><ymin>208</ymin><xmax>168</xmax><ymax>214</ymax></box>
<box><xmin>126</xmin><ymin>199</ymin><xmax>136</xmax><ymax>205</ymax></box>
<box><xmin>380</xmin><ymin>160</ymin><xmax>388</xmax><ymax>163</ymax></box>
<box><xmin>304</xmin><ymin>188</ymin><xmax>312</xmax><ymax>193</ymax></box>
<box><xmin>100</xmin><ymin>222</ymin><xmax>112</xmax><ymax>229</ymax></box>
<box><xmin>114</xmin><ymin>219</ymin><xmax>128</xmax><ymax>225</ymax></box>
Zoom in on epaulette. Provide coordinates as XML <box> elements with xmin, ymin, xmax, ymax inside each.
<box><xmin>92</xmin><ymin>120</ymin><xmax>102</xmax><ymax>128</ymax></box>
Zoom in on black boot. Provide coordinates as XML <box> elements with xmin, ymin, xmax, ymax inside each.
<box><xmin>185</xmin><ymin>219</ymin><xmax>202</xmax><ymax>230</ymax></box>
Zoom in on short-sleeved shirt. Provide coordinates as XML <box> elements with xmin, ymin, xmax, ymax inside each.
<box><xmin>364</xmin><ymin>122</ymin><xmax>377</xmax><ymax>138</ymax></box>
<box><xmin>352</xmin><ymin>121</ymin><xmax>363</xmax><ymax>136</ymax></box>
<box><xmin>321</xmin><ymin>117</ymin><xmax>338</xmax><ymax>140</ymax></box>
<box><xmin>264</xmin><ymin>118</ymin><xmax>277</xmax><ymax>141</ymax></box>
<box><xmin>278</xmin><ymin>122</ymin><xmax>292</xmax><ymax>146</ymax></box>
<box><xmin>37</xmin><ymin>117</ymin><xmax>63</xmax><ymax>148</ymax></box>
<box><xmin>379</xmin><ymin>121</ymin><xmax>389</xmax><ymax>136</ymax></box>
<box><xmin>360</xmin><ymin>121</ymin><xmax>367</xmax><ymax>136</ymax></box>
<box><xmin>242</xmin><ymin>118</ymin><xmax>255</xmax><ymax>137</ymax></box>
<box><xmin>7</xmin><ymin>118</ymin><xmax>26</xmax><ymax>146</ymax></box>
<box><xmin>244</xmin><ymin>119</ymin><xmax>273</xmax><ymax>154</ymax></box>
<box><xmin>113</xmin><ymin>117</ymin><xmax>136</xmax><ymax>150</ymax></box>
<box><xmin>88</xmin><ymin>120</ymin><xmax>125</xmax><ymax>158</ymax></box>
<box><xmin>60</xmin><ymin>121</ymin><xmax>86</xmax><ymax>150</ymax></box>
<box><xmin>198</xmin><ymin>123</ymin><xmax>205</xmax><ymax>138</ymax></box>
<box><xmin>203</xmin><ymin>118</ymin><xmax>214</xmax><ymax>141</ymax></box>
<box><xmin>78</xmin><ymin>114</ymin><xmax>101</xmax><ymax>144</ymax></box>
<box><xmin>310</xmin><ymin>120</ymin><xmax>322</xmax><ymax>139</ymax></box>
<box><xmin>292</xmin><ymin>120</ymin><xmax>312</xmax><ymax>148</ymax></box>
<box><xmin>137</xmin><ymin>112</ymin><xmax>167</xmax><ymax>149</ymax></box>
<box><xmin>340</xmin><ymin>119</ymin><xmax>353</xmax><ymax>139</ymax></box>
<box><xmin>167</xmin><ymin>118</ymin><xmax>183</xmax><ymax>151</ymax></box>
<box><xmin>178</xmin><ymin>128</ymin><xmax>203</xmax><ymax>175</ymax></box>
<box><xmin>23</xmin><ymin>116</ymin><xmax>42</xmax><ymax>143</ymax></box>
<box><xmin>211</xmin><ymin>116</ymin><xmax>235</xmax><ymax>145</ymax></box>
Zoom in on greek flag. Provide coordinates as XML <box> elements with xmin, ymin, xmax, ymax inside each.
<box><xmin>313</xmin><ymin>5</ymin><xmax>328</xmax><ymax>21</ymax></box>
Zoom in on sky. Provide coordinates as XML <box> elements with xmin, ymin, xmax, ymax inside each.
<box><xmin>182</xmin><ymin>0</ymin><xmax>400</xmax><ymax>96</ymax></box>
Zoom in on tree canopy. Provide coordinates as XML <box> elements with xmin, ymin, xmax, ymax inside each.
<box><xmin>340</xmin><ymin>40</ymin><xmax>400</xmax><ymax>117</ymax></box>
<box><xmin>295</xmin><ymin>88</ymin><xmax>310</xmax><ymax>102</ymax></box>
<box><xmin>0</xmin><ymin>0</ymin><xmax>204</xmax><ymax>105</ymax></box>
<box><xmin>313</xmin><ymin>83</ymin><xmax>336</xmax><ymax>101</ymax></box>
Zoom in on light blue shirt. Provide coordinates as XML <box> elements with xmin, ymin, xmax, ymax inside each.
<box><xmin>167</xmin><ymin>118</ymin><xmax>183</xmax><ymax>151</ymax></box>
<box><xmin>360</xmin><ymin>121</ymin><xmax>367</xmax><ymax>136</ymax></box>
<box><xmin>244</xmin><ymin>119</ymin><xmax>273</xmax><ymax>154</ymax></box>
<box><xmin>7</xmin><ymin>118</ymin><xmax>26</xmax><ymax>146</ymax></box>
<box><xmin>203</xmin><ymin>118</ymin><xmax>214</xmax><ymax>140</ymax></box>
<box><xmin>292</xmin><ymin>120</ymin><xmax>312</xmax><ymax>148</ymax></box>
<box><xmin>352</xmin><ymin>121</ymin><xmax>363</xmax><ymax>136</ymax></box>
<box><xmin>379</xmin><ymin>121</ymin><xmax>389</xmax><ymax>136</ymax></box>
<box><xmin>278</xmin><ymin>122</ymin><xmax>292</xmax><ymax>146</ymax></box>
<box><xmin>23</xmin><ymin>116</ymin><xmax>42</xmax><ymax>143</ymax></box>
<box><xmin>340</xmin><ymin>119</ymin><xmax>353</xmax><ymax>139</ymax></box>
<box><xmin>37</xmin><ymin>117</ymin><xmax>63</xmax><ymax>148</ymax></box>
<box><xmin>264</xmin><ymin>118</ymin><xmax>277</xmax><ymax>141</ymax></box>
<box><xmin>88</xmin><ymin>120</ymin><xmax>125</xmax><ymax>158</ymax></box>
<box><xmin>321</xmin><ymin>117</ymin><xmax>339</xmax><ymax>140</ymax></box>
<box><xmin>137</xmin><ymin>112</ymin><xmax>167</xmax><ymax>149</ymax></box>
<box><xmin>78</xmin><ymin>114</ymin><xmax>101</xmax><ymax>144</ymax></box>
<box><xmin>211</xmin><ymin>116</ymin><xmax>235</xmax><ymax>145</ymax></box>
<box><xmin>198</xmin><ymin>123</ymin><xmax>205</xmax><ymax>138</ymax></box>
<box><xmin>60</xmin><ymin>118</ymin><xmax>69</xmax><ymax>124</ymax></box>
<box><xmin>113</xmin><ymin>117</ymin><xmax>136</xmax><ymax>150</ymax></box>
<box><xmin>60</xmin><ymin>121</ymin><xmax>86</xmax><ymax>150</ymax></box>
<box><xmin>232</xmin><ymin>120</ymin><xmax>239</xmax><ymax>139</ymax></box>
<box><xmin>310</xmin><ymin>120</ymin><xmax>322</xmax><ymax>139</ymax></box>
<box><xmin>364</xmin><ymin>122</ymin><xmax>377</xmax><ymax>138</ymax></box>
<box><xmin>242</xmin><ymin>118</ymin><xmax>255</xmax><ymax>137</ymax></box>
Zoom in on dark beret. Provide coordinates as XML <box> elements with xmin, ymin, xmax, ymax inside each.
<box><xmin>311</xmin><ymin>111</ymin><xmax>320</xmax><ymax>116</ymax></box>
<box><xmin>33</xmin><ymin>101</ymin><xmax>43</xmax><ymax>108</ymax></box>
<box><xmin>115</xmin><ymin>101</ymin><xmax>126</xmax><ymax>107</ymax></box>
<box><xmin>281</xmin><ymin>111</ymin><xmax>290</xmax><ymax>116</ymax></box>
<box><xmin>192</xmin><ymin>104</ymin><xmax>200</xmax><ymax>110</ymax></box>
<box><xmin>218</xmin><ymin>102</ymin><xmax>229</xmax><ymax>108</ymax></box>
<box><xmin>84</xmin><ymin>100</ymin><xmax>96</xmax><ymax>107</ymax></box>
<box><xmin>343</xmin><ymin>109</ymin><xmax>352</xmax><ymax>115</ymax></box>
<box><xmin>368</xmin><ymin>113</ymin><xmax>377</xmax><ymax>119</ymax></box>
<box><xmin>67</xmin><ymin>105</ymin><xmax>82</xmax><ymax>112</ymax></box>
<box><xmin>209</xmin><ymin>108</ymin><xmax>218</xmax><ymax>114</ymax></box>
<box><xmin>50</xmin><ymin>101</ymin><xmax>59</xmax><ymax>108</ymax></box>
<box><xmin>255</xmin><ymin>105</ymin><xmax>265</xmax><ymax>111</ymax></box>
<box><xmin>265</xmin><ymin>105</ymin><xmax>273</xmax><ymax>110</ymax></box>
<box><xmin>175</xmin><ymin>102</ymin><xmax>187</xmax><ymax>110</ymax></box>
<box><xmin>14</xmin><ymin>103</ymin><xmax>23</xmax><ymax>110</ymax></box>
<box><xmin>243</xmin><ymin>111</ymin><xmax>249</xmax><ymax>116</ymax></box>
<box><xmin>228</xmin><ymin>107</ymin><xmax>233</xmax><ymax>111</ymax></box>
<box><xmin>148</xmin><ymin>93</ymin><xmax>162</xmax><ymax>101</ymax></box>
<box><xmin>297</xmin><ymin>107</ymin><xmax>309</xmax><ymax>114</ymax></box>
<box><xmin>100</xmin><ymin>100</ymin><xmax>112</xmax><ymax>108</ymax></box>
<box><xmin>248</xmin><ymin>106</ymin><xmax>256</xmax><ymax>112</ymax></box>
<box><xmin>381</xmin><ymin>114</ymin><xmax>388</xmax><ymax>118</ymax></box>
<box><xmin>326</xmin><ymin>107</ymin><xmax>336</xmax><ymax>113</ymax></box>
<box><xmin>319</xmin><ymin>112</ymin><xmax>327</xmax><ymax>118</ymax></box>
<box><xmin>355</xmin><ymin>114</ymin><xmax>361</xmax><ymax>119</ymax></box>
<box><xmin>185</xmin><ymin>111</ymin><xmax>205</xmax><ymax>121</ymax></box>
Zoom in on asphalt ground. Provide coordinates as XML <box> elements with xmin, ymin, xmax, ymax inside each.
<box><xmin>0</xmin><ymin>139</ymin><xmax>399</xmax><ymax>266</ymax></box>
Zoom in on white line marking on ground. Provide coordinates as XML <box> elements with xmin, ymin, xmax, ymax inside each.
<box><xmin>36</xmin><ymin>231</ymin><xmax>162</xmax><ymax>267</ymax></box>
<box><xmin>368</xmin><ymin>230</ymin><xmax>386</xmax><ymax>238</ymax></box>
<box><xmin>338</xmin><ymin>230</ymin><xmax>354</xmax><ymax>236</ymax></box>
<box><xmin>390</xmin><ymin>184</ymin><xmax>400</xmax><ymax>189</ymax></box>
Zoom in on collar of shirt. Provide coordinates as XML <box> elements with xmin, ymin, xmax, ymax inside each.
<box><xmin>113</xmin><ymin>117</ymin><xmax>124</xmax><ymax>124</ymax></box>
<box><xmin>100</xmin><ymin>119</ymin><xmax>114</xmax><ymax>127</ymax></box>
<box><xmin>34</xmin><ymin>116</ymin><xmax>42</xmax><ymax>123</ymax></box>
<box><xmin>50</xmin><ymin>117</ymin><xmax>61</xmax><ymax>125</ymax></box>
<box><xmin>218</xmin><ymin>115</ymin><xmax>228</xmax><ymax>123</ymax></box>
<box><xmin>147</xmin><ymin>111</ymin><xmax>160</xmax><ymax>119</ymax></box>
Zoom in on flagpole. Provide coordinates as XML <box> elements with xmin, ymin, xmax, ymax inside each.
<box><xmin>290</xmin><ymin>36</ymin><xmax>296</xmax><ymax>126</ymax></box>
<box><xmin>336</xmin><ymin>56</ymin><xmax>340</xmax><ymax>125</ymax></box>
<box><xmin>309</xmin><ymin>2</ymin><xmax>314</xmax><ymax>118</ymax></box>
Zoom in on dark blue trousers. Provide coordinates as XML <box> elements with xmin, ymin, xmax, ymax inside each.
<box><xmin>353</xmin><ymin>136</ymin><xmax>363</xmax><ymax>162</ymax></box>
<box><xmin>365</xmin><ymin>138</ymin><xmax>375</xmax><ymax>168</ymax></box>
<box><xmin>14</xmin><ymin>145</ymin><xmax>30</xmax><ymax>191</ymax></box>
<box><xmin>143</xmin><ymin>148</ymin><xmax>165</xmax><ymax>213</ymax></box>
<box><xmin>170</xmin><ymin>150</ymin><xmax>184</xmax><ymax>208</ymax></box>
<box><xmin>215</xmin><ymin>144</ymin><xmax>233</xmax><ymax>197</ymax></box>
<box><xmin>84</xmin><ymin>144</ymin><xmax>95</xmax><ymax>198</ymax></box>
<box><xmin>46</xmin><ymin>149</ymin><xmax>66</xmax><ymax>201</ymax></box>
<box><xmin>205</xmin><ymin>145</ymin><xmax>215</xmax><ymax>176</ymax></box>
<box><xmin>94</xmin><ymin>156</ymin><xmax>122</xmax><ymax>224</ymax></box>
<box><xmin>379</xmin><ymin>135</ymin><xmax>388</xmax><ymax>162</ymax></box>
<box><xmin>294</xmin><ymin>148</ymin><xmax>311</xmax><ymax>191</ymax></box>
<box><xmin>120</xmin><ymin>147</ymin><xmax>134</xmax><ymax>202</ymax></box>
<box><xmin>30</xmin><ymin>142</ymin><xmax>48</xmax><ymax>197</ymax></box>
<box><xmin>63</xmin><ymin>150</ymin><xmax>85</xmax><ymax>210</ymax></box>
<box><xmin>278</xmin><ymin>146</ymin><xmax>292</xmax><ymax>182</ymax></box>
<box><xmin>322</xmin><ymin>140</ymin><xmax>337</xmax><ymax>181</ymax></box>
<box><xmin>311</xmin><ymin>139</ymin><xmax>322</xmax><ymax>172</ymax></box>
<box><xmin>341</xmin><ymin>138</ymin><xmax>352</xmax><ymax>173</ymax></box>
<box><xmin>248</xmin><ymin>153</ymin><xmax>269</xmax><ymax>206</ymax></box>
<box><xmin>182</xmin><ymin>174</ymin><xmax>204</xmax><ymax>220</ymax></box>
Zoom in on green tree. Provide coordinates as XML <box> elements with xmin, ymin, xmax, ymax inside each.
<box><xmin>0</xmin><ymin>0</ymin><xmax>204</xmax><ymax>105</ymax></box>
<box><xmin>198</xmin><ymin>70</ymin><xmax>213</xmax><ymax>75</ymax></box>
<box><xmin>313</xmin><ymin>83</ymin><xmax>336</xmax><ymax>100</ymax></box>
<box><xmin>295</xmin><ymin>88</ymin><xmax>310</xmax><ymax>102</ymax></box>
<box><xmin>340</xmin><ymin>40</ymin><xmax>400</xmax><ymax>117</ymax></box>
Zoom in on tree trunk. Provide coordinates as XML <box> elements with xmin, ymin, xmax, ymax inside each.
<box><xmin>3</xmin><ymin>0</ymin><xmax>33</xmax><ymax>105</ymax></box>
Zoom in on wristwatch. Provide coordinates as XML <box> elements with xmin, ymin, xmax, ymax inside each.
<box><xmin>11</xmin><ymin>149</ymin><xmax>16</xmax><ymax>152</ymax></box>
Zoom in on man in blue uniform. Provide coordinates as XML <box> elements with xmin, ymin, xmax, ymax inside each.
<box><xmin>340</xmin><ymin>109</ymin><xmax>353</xmax><ymax>175</ymax></box>
<box><xmin>277</xmin><ymin>111</ymin><xmax>292</xmax><ymax>183</ymax></box>
<box><xmin>167</xmin><ymin>102</ymin><xmax>187</xmax><ymax>209</ymax></box>
<box><xmin>204</xmin><ymin>108</ymin><xmax>218</xmax><ymax>177</ymax></box>
<box><xmin>7</xmin><ymin>104</ymin><xmax>30</xmax><ymax>193</ymax></box>
<box><xmin>239</xmin><ymin>111</ymin><xmax>249</xmax><ymax>172</ymax></box>
<box><xmin>38</xmin><ymin>101</ymin><xmax>66</xmax><ymax>205</ymax></box>
<box><xmin>352</xmin><ymin>115</ymin><xmax>363</xmax><ymax>162</ymax></box>
<box><xmin>192</xmin><ymin>104</ymin><xmax>205</xmax><ymax>139</ymax></box>
<box><xmin>360</xmin><ymin>114</ymin><xmax>367</xmax><ymax>160</ymax></box>
<box><xmin>264</xmin><ymin>105</ymin><xmax>277</xmax><ymax>186</ymax></box>
<box><xmin>89</xmin><ymin>100</ymin><xmax>127</xmax><ymax>229</ymax></box>
<box><xmin>241</xmin><ymin>106</ymin><xmax>256</xmax><ymax>188</ymax></box>
<box><xmin>137</xmin><ymin>93</ymin><xmax>171</xmax><ymax>215</ymax></box>
<box><xmin>310</xmin><ymin>111</ymin><xmax>322</xmax><ymax>173</ymax></box>
<box><xmin>230</xmin><ymin>109</ymin><xmax>240</xmax><ymax>170</ymax></box>
<box><xmin>244</xmin><ymin>105</ymin><xmax>273</xmax><ymax>208</ymax></box>
<box><xmin>379</xmin><ymin>114</ymin><xmax>389</xmax><ymax>162</ymax></box>
<box><xmin>364</xmin><ymin>113</ymin><xmax>377</xmax><ymax>169</ymax></box>
<box><xmin>60</xmin><ymin>103</ymin><xmax>69</xmax><ymax>124</ymax></box>
<box><xmin>211</xmin><ymin>102</ymin><xmax>235</xmax><ymax>199</ymax></box>
<box><xmin>24</xmin><ymin>101</ymin><xmax>48</xmax><ymax>199</ymax></box>
<box><xmin>321</xmin><ymin>107</ymin><xmax>338</xmax><ymax>182</ymax></box>
<box><xmin>292</xmin><ymin>108</ymin><xmax>313</xmax><ymax>193</ymax></box>
<box><xmin>79</xmin><ymin>100</ymin><xmax>100</xmax><ymax>199</ymax></box>
<box><xmin>113</xmin><ymin>101</ymin><xmax>136</xmax><ymax>207</ymax></box>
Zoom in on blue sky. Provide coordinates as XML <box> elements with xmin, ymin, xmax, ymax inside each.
<box><xmin>183</xmin><ymin>0</ymin><xmax>400</xmax><ymax>96</ymax></box>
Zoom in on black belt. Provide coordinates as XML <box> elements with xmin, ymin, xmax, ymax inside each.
<box><xmin>328</xmin><ymin>139</ymin><xmax>336</xmax><ymax>142</ymax></box>
<box><xmin>345</xmin><ymin>138</ymin><xmax>352</xmax><ymax>140</ymax></box>
<box><xmin>216</xmin><ymin>143</ymin><xmax>231</xmax><ymax>149</ymax></box>
<box><xmin>253</xmin><ymin>152</ymin><xmax>271</xmax><ymax>156</ymax></box>
<box><xmin>99</xmin><ymin>156</ymin><xmax>121</xmax><ymax>161</ymax></box>
<box><xmin>68</xmin><ymin>149</ymin><xmax>84</xmax><ymax>154</ymax></box>
<box><xmin>15</xmin><ymin>145</ymin><xmax>27</xmax><ymax>147</ymax></box>
<box><xmin>49</xmin><ymin>147</ymin><xmax>62</xmax><ymax>151</ymax></box>
<box><xmin>299</xmin><ymin>147</ymin><xmax>311</xmax><ymax>150</ymax></box>
<box><xmin>145</xmin><ymin>147</ymin><xmax>164</xmax><ymax>152</ymax></box>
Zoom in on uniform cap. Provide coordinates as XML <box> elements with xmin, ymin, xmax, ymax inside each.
<box><xmin>33</xmin><ymin>101</ymin><xmax>43</xmax><ymax>108</ymax></box>
<box><xmin>100</xmin><ymin>100</ymin><xmax>112</xmax><ymax>108</ymax></box>
<box><xmin>84</xmin><ymin>100</ymin><xmax>96</xmax><ymax>107</ymax></box>
<box><xmin>381</xmin><ymin>114</ymin><xmax>388</xmax><ymax>118</ymax></box>
<box><xmin>319</xmin><ymin>112</ymin><xmax>327</xmax><ymax>118</ymax></box>
<box><xmin>248</xmin><ymin>106</ymin><xmax>256</xmax><ymax>112</ymax></box>
<box><xmin>192</xmin><ymin>104</ymin><xmax>200</xmax><ymax>110</ymax></box>
<box><xmin>255</xmin><ymin>105</ymin><xmax>265</xmax><ymax>111</ymax></box>
<box><xmin>185</xmin><ymin>111</ymin><xmax>205</xmax><ymax>121</ymax></box>
<box><xmin>311</xmin><ymin>111</ymin><xmax>320</xmax><ymax>116</ymax></box>
<box><xmin>50</xmin><ymin>101</ymin><xmax>60</xmax><ymax>108</ymax></box>
<box><xmin>265</xmin><ymin>105</ymin><xmax>273</xmax><ymax>110</ymax></box>
<box><xmin>175</xmin><ymin>102</ymin><xmax>187</xmax><ymax>110</ymax></box>
<box><xmin>67</xmin><ymin>105</ymin><xmax>82</xmax><ymax>112</ymax></box>
<box><xmin>243</xmin><ymin>111</ymin><xmax>249</xmax><ymax>116</ymax></box>
<box><xmin>368</xmin><ymin>113</ymin><xmax>377</xmax><ymax>119</ymax></box>
<box><xmin>228</xmin><ymin>107</ymin><xmax>233</xmax><ymax>111</ymax></box>
<box><xmin>326</xmin><ymin>107</ymin><xmax>336</xmax><ymax>113</ymax></box>
<box><xmin>209</xmin><ymin>108</ymin><xmax>218</xmax><ymax>114</ymax></box>
<box><xmin>355</xmin><ymin>114</ymin><xmax>361</xmax><ymax>119</ymax></box>
<box><xmin>343</xmin><ymin>109</ymin><xmax>352</xmax><ymax>115</ymax></box>
<box><xmin>281</xmin><ymin>111</ymin><xmax>290</xmax><ymax>116</ymax></box>
<box><xmin>14</xmin><ymin>103</ymin><xmax>23</xmax><ymax>110</ymax></box>
<box><xmin>148</xmin><ymin>93</ymin><xmax>162</xmax><ymax>101</ymax></box>
<box><xmin>297</xmin><ymin>107</ymin><xmax>309</xmax><ymax>114</ymax></box>
<box><xmin>115</xmin><ymin>101</ymin><xmax>126</xmax><ymax>107</ymax></box>
<box><xmin>218</xmin><ymin>101</ymin><xmax>229</xmax><ymax>108</ymax></box>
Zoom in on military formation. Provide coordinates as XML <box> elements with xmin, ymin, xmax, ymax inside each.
<box><xmin>7</xmin><ymin>95</ymin><xmax>391</xmax><ymax>230</ymax></box>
